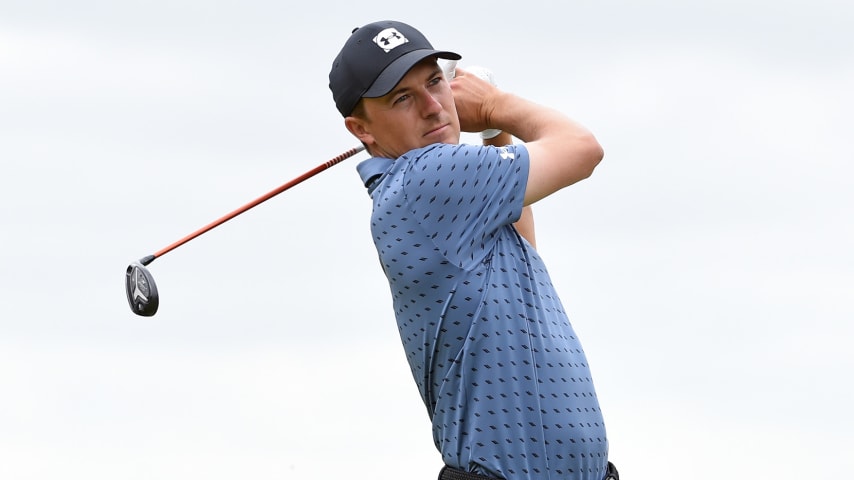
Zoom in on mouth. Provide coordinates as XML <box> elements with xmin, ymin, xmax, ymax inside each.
<box><xmin>424</xmin><ymin>123</ymin><xmax>450</xmax><ymax>138</ymax></box>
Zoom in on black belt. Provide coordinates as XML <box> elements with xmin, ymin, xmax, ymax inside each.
<box><xmin>438</xmin><ymin>466</ymin><xmax>496</xmax><ymax>480</ymax></box>
<box><xmin>438</xmin><ymin>461</ymin><xmax>619</xmax><ymax>480</ymax></box>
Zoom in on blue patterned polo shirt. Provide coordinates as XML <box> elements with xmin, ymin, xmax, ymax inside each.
<box><xmin>357</xmin><ymin>143</ymin><xmax>609</xmax><ymax>479</ymax></box>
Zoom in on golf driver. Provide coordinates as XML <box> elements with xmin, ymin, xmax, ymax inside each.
<box><xmin>125</xmin><ymin>145</ymin><xmax>366</xmax><ymax>317</ymax></box>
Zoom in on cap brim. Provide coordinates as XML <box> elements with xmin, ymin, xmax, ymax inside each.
<box><xmin>363</xmin><ymin>49</ymin><xmax>461</xmax><ymax>99</ymax></box>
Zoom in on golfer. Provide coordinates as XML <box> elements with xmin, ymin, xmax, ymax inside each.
<box><xmin>329</xmin><ymin>20</ymin><xmax>618</xmax><ymax>480</ymax></box>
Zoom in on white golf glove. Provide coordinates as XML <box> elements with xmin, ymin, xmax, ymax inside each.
<box><xmin>442</xmin><ymin>61</ymin><xmax>503</xmax><ymax>140</ymax></box>
<box><xmin>442</xmin><ymin>59</ymin><xmax>457</xmax><ymax>80</ymax></box>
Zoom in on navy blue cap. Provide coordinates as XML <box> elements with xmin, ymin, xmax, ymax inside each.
<box><xmin>329</xmin><ymin>20</ymin><xmax>461</xmax><ymax>117</ymax></box>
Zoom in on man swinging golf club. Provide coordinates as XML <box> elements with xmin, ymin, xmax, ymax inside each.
<box><xmin>329</xmin><ymin>20</ymin><xmax>618</xmax><ymax>480</ymax></box>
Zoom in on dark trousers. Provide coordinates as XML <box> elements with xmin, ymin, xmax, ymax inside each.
<box><xmin>439</xmin><ymin>461</ymin><xmax>619</xmax><ymax>480</ymax></box>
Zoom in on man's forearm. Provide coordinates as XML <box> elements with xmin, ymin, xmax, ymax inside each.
<box><xmin>487</xmin><ymin>93</ymin><xmax>603</xmax><ymax>205</ymax></box>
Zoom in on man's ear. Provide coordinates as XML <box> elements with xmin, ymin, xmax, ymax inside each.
<box><xmin>344</xmin><ymin>116</ymin><xmax>374</xmax><ymax>145</ymax></box>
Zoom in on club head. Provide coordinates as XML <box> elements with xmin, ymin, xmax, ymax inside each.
<box><xmin>126</xmin><ymin>261</ymin><xmax>159</xmax><ymax>316</ymax></box>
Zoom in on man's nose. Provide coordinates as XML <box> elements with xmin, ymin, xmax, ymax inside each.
<box><xmin>418</xmin><ymin>91</ymin><xmax>443</xmax><ymax>116</ymax></box>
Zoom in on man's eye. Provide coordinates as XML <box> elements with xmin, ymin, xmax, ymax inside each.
<box><xmin>393</xmin><ymin>94</ymin><xmax>410</xmax><ymax>105</ymax></box>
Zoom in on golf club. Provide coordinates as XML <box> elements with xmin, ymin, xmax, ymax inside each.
<box><xmin>125</xmin><ymin>145</ymin><xmax>366</xmax><ymax>317</ymax></box>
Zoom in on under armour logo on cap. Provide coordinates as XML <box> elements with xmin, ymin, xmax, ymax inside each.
<box><xmin>373</xmin><ymin>28</ymin><xmax>408</xmax><ymax>52</ymax></box>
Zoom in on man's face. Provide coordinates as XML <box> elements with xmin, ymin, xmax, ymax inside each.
<box><xmin>347</xmin><ymin>58</ymin><xmax>460</xmax><ymax>158</ymax></box>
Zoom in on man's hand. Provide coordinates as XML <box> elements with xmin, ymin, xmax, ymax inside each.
<box><xmin>464</xmin><ymin>66</ymin><xmax>502</xmax><ymax>140</ymax></box>
<box><xmin>445</xmin><ymin>63</ymin><xmax>503</xmax><ymax>135</ymax></box>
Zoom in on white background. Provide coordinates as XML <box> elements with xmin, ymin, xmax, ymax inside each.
<box><xmin>2</xmin><ymin>1</ymin><xmax>852</xmax><ymax>478</ymax></box>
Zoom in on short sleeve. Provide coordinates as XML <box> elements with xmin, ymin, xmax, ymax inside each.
<box><xmin>400</xmin><ymin>143</ymin><xmax>530</xmax><ymax>269</ymax></box>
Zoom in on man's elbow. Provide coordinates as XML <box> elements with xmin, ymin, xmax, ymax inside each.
<box><xmin>577</xmin><ymin>134</ymin><xmax>604</xmax><ymax>180</ymax></box>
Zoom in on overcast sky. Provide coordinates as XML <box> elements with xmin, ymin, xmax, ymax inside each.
<box><xmin>1</xmin><ymin>1</ymin><xmax>852</xmax><ymax>479</ymax></box>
